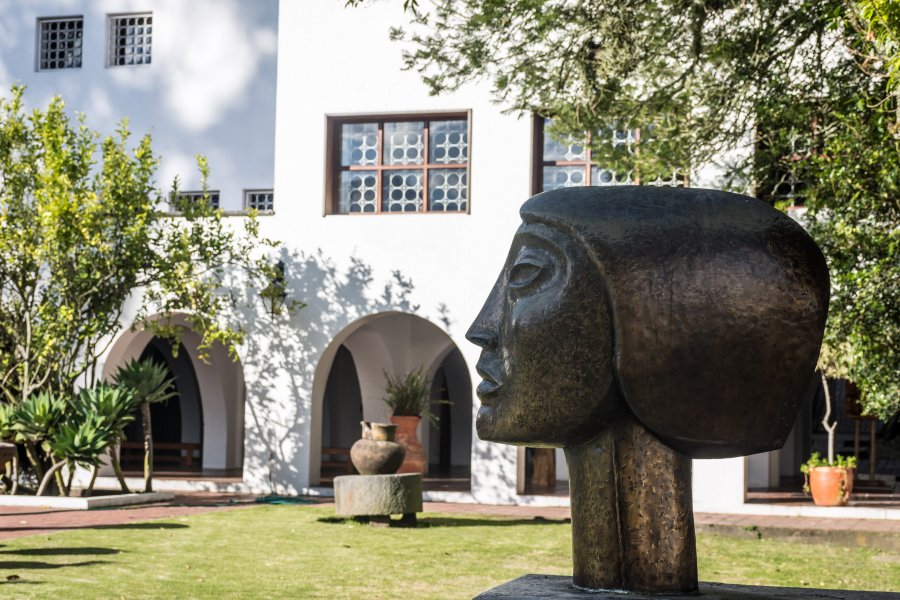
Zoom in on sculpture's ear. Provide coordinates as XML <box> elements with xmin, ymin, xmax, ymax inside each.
<box><xmin>522</xmin><ymin>186</ymin><xmax>829</xmax><ymax>458</ymax></box>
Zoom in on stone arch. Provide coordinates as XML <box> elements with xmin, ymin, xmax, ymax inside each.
<box><xmin>101</xmin><ymin>313</ymin><xmax>246</xmax><ymax>471</ymax></box>
<box><xmin>309</xmin><ymin>311</ymin><xmax>472</xmax><ymax>486</ymax></box>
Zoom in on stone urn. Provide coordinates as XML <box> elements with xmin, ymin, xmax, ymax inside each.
<box><xmin>350</xmin><ymin>422</ymin><xmax>405</xmax><ymax>475</ymax></box>
<box><xmin>390</xmin><ymin>415</ymin><xmax>427</xmax><ymax>474</ymax></box>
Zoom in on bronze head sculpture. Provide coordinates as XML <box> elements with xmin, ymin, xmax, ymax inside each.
<box><xmin>467</xmin><ymin>186</ymin><xmax>829</xmax><ymax>594</ymax></box>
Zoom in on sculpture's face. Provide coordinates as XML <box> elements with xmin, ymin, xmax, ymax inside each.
<box><xmin>466</xmin><ymin>222</ymin><xmax>621</xmax><ymax>446</ymax></box>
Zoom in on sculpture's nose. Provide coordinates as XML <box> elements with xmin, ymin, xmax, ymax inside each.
<box><xmin>465</xmin><ymin>324</ymin><xmax>497</xmax><ymax>350</ymax></box>
<box><xmin>466</xmin><ymin>285</ymin><xmax>502</xmax><ymax>350</ymax></box>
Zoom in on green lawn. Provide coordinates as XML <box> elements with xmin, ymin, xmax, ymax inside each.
<box><xmin>0</xmin><ymin>506</ymin><xmax>896</xmax><ymax>599</ymax></box>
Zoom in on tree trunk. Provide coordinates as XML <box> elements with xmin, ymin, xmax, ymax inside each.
<box><xmin>37</xmin><ymin>460</ymin><xmax>67</xmax><ymax>496</ymax></box>
<box><xmin>64</xmin><ymin>464</ymin><xmax>75</xmax><ymax>496</ymax></box>
<box><xmin>141</xmin><ymin>401</ymin><xmax>153</xmax><ymax>493</ymax></box>
<box><xmin>24</xmin><ymin>441</ymin><xmax>44</xmax><ymax>481</ymax></box>
<box><xmin>85</xmin><ymin>464</ymin><xmax>98</xmax><ymax>496</ymax></box>
<box><xmin>820</xmin><ymin>372</ymin><xmax>836</xmax><ymax>465</ymax></box>
<box><xmin>109</xmin><ymin>441</ymin><xmax>131</xmax><ymax>494</ymax></box>
<box><xmin>10</xmin><ymin>455</ymin><xmax>18</xmax><ymax>495</ymax></box>
<box><xmin>54</xmin><ymin>463</ymin><xmax>67</xmax><ymax>497</ymax></box>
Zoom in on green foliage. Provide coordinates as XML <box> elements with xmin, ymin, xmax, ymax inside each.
<box><xmin>383</xmin><ymin>367</ymin><xmax>441</xmax><ymax>423</ymax></box>
<box><xmin>72</xmin><ymin>383</ymin><xmax>137</xmax><ymax>440</ymax></box>
<box><xmin>800</xmin><ymin>451</ymin><xmax>858</xmax><ymax>473</ymax></box>
<box><xmin>0</xmin><ymin>85</ymin><xmax>279</xmax><ymax>412</ymax></box>
<box><xmin>47</xmin><ymin>414</ymin><xmax>113</xmax><ymax>469</ymax></box>
<box><xmin>9</xmin><ymin>391</ymin><xmax>67</xmax><ymax>449</ymax></box>
<box><xmin>113</xmin><ymin>358</ymin><xmax>176</xmax><ymax>407</ymax></box>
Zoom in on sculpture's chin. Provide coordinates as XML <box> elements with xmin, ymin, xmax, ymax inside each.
<box><xmin>475</xmin><ymin>406</ymin><xmax>498</xmax><ymax>441</ymax></box>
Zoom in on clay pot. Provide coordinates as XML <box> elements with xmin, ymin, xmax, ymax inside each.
<box><xmin>391</xmin><ymin>415</ymin><xmax>427</xmax><ymax>474</ymax></box>
<box><xmin>350</xmin><ymin>422</ymin><xmax>405</xmax><ymax>475</ymax></box>
<box><xmin>809</xmin><ymin>466</ymin><xmax>854</xmax><ymax>506</ymax></box>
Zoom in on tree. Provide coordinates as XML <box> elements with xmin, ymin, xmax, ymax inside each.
<box><xmin>369</xmin><ymin>0</ymin><xmax>899</xmax><ymax>418</ymax></box>
<box><xmin>113</xmin><ymin>359</ymin><xmax>177</xmax><ymax>493</ymax></box>
<box><xmin>0</xmin><ymin>85</ymin><xmax>278</xmax><ymax>490</ymax></box>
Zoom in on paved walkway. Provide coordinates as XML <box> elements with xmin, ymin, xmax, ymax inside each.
<box><xmin>0</xmin><ymin>493</ymin><xmax>898</xmax><ymax>547</ymax></box>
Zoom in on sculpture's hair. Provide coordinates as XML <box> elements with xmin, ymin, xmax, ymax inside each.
<box><xmin>521</xmin><ymin>186</ymin><xmax>829</xmax><ymax>458</ymax></box>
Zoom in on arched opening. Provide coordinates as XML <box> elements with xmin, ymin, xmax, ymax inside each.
<box><xmin>309</xmin><ymin>312</ymin><xmax>473</xmax><ymax>492</ymax></box>
<box><xmin>319</xmin><ymin>344</ymin><xmax>363</xmax><ymax>482</ymax></box>
<box><xmin>101</xmin><ymin>313</ymin><xmax>245</xmax><ymax>479</ymax></box>
<box><xmin>120</xmin><ymin>337</ymin><xmax>204</xmax><ymax>472</ymax></box>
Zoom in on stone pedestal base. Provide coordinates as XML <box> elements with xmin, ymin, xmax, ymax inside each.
<box><xmin>475</xmin><ymin>575</ymin><xmax>900</xmax><ymax>599</ymax></box>
<box><xmin>334</xmin><ymin>473</ymin><xmax>422</xmax><ymax>521</ymax></box>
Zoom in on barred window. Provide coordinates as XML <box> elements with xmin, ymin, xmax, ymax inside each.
<box><xmin>245</xmin><ymin>190</ymin><xmax>274</xmax><ymax>212</ymax></box>
<box><xmin>37</xmin><ymin>17</ymin><xmax>84</xmax><ymax>71</ymax></box>
<box><xmin>176</xmin><ymin>191</ymin><xmax>220</xmax><ymax>210</ymax></box>
<box><xmin>108</xmin><ymin>13</ymin><xmax>152</xmax><ymax>67</ymax></box>
<box><xmin>326</xmin><ymin>113</ymin><xmax>470</xmax><ymax>214</ymax></box>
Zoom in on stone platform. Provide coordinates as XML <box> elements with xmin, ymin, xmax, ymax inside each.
<box><xmin>334</xmin><ymin>472</ymin><xmax>422</xmax><ymax>520</ymax></box>
<box><xmin>475</xmin><ymin>575</ymin><xmax>900</xmax><ymax>599</ymax></box>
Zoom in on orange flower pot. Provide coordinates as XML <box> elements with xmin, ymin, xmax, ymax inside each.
<box><xmin>390</xmin><ymin>415</ymin><xmax>427</xmax><ymax>474</ymax></box>
<box><xmin>809</xmin><ymin>466</ymin><xmax>853</xmax><ymax>506</ymax></box>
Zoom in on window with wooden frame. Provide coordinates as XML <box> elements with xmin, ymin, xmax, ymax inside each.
<box><xmin>532</xmin><ymin>116</ymin><xmax>687</xmax><ymax>194</ymax></box>
<box><xmin>326</xmin><ymin>113</ymin><xmax>470</xmax><ymax>214</ymax></box>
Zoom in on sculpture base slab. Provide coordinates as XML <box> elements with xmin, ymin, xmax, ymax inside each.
<box><xmin>333</xmin><ymin>473</ymin><xmax>422</xmax><ymax>517</ymax></box>
<box><xmin>474</xmin><ymin>575</ymin><xmax>900</xmax><ymax>599</ymax></box>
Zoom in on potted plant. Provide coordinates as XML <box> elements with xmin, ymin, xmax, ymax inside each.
<box><xmin>382</xmin><ymin>367</ymin><xmax>438</xmax><ymax>474</ymax></box>
<box><xmin>801</xmin><ymin>372</ymin><xmax>858</xmax><ymax>506</ymax></box>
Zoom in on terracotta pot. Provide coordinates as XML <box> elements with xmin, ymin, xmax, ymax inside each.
<box><xmin>390</xmin><ymin>415</ymin><xmax>427</xmax><ymax>474</ymax></box>
<box><xmin>350</xmin><ymin>422</ymin><xmax>405</xmax><ymax>475</ymax></box>
<box><xmin>809</xmin><ymin>466</ymin><xmax>853</xmax><ymax>506</ymax></box>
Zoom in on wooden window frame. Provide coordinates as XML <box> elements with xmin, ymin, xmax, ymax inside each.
<box><xmin>324</xmin><ymin>111</ymin><xmax>472</xmax><ymax>216</ymax></box>
<box><xmin>531</xmin><ymin>115</ymin><xmax>688</xmax><ymax>194</ymax></box>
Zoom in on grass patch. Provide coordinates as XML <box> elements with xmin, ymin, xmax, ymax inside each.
<box><xmin>0</xmin><ymin>506</ymin><xmax>895</xmax><ymax>598</ymax></box>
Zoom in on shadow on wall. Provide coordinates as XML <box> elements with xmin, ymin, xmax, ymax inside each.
<box><xmin>234</xmin><ymin>249</ymin><xmax>431</xmax><ymax>494</ymax></box>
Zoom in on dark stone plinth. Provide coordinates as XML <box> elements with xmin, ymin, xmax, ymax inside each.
<box><xmin>333</xmin><ymin>473</ymin><xmax>422</xmax><ymax>517</ymax></box>
<box><xmin>474</xmin><ymin>575</ymin><xmax>900</xmax><ymax>599</ymax></box>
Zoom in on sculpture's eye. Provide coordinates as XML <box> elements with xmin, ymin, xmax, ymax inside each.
<box><xmin>509</xmin><ymin>254</ymin><xmax>547</xmax><ymax>289</ymax></box>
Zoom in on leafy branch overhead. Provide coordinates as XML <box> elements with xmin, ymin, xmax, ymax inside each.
<box><xmin>365</xmin><ymin>0</ymin><xmax>899</xmax><ymax>419</ymax></box>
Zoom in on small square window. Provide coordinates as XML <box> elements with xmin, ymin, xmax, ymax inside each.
<box><xmin>36</xmin><ymin>17</ymin><xmax>84</xmax><ymax>71</ymax></box>
<box><xmin>174</xmin><ymin>191</ymin><xmax>220</xmax><ymax>211</ymax></box>
<box><xmin>108</xmin><ymin>13</ymin><xmax>152</xmax><ymax>67</ymax></box>
<box><xmin>245</xmin><ymin>190</ymin><xmax>274</xmax><ymax>212</ymax></box>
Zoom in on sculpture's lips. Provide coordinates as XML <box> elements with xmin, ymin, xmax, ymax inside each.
<box><xmin>475</xmin><ymin>359</ymin><xmax>504</xmax><ymax>400</ymax></box>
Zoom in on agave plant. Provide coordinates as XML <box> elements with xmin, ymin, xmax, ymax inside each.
<box><xmin>73</xmin><ymin>383</ymin><xmax>139</xmax><ymax>493</ymax></box>
<box><xmin>38</xmin><ymin>412</ymin><xmax>115</xmax><ymax>496</ymax></box>
<box><xmin>114</xmin><ymin>358</ymin><xmax>176</xmax><ymax>492</ymax></box>
<box><xmin>10</xmin><ymin>391</ymin><xmax>67</xmax><ymax>482</ymax></box>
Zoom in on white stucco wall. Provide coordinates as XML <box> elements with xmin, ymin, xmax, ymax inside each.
<box><xmin>0</xmin><ymin>0</ymin><xmax>278</xmax><ymax>210</ymax></box>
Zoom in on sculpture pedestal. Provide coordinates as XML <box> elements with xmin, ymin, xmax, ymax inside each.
<box><xmin>475</xmin><ymin>575</ymin><xmax>900</xmax><ymax>599</ymax></box>
<box><xmin>334</xmin><ymin>473</ymin><xmax>422</xmax><ymax>525</ymax></box>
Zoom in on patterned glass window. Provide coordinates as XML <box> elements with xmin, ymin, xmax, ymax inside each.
<box><xmin>535</xmin><ymin>118</ymin><xmax>686</xmax><ymax>192</ymax></box>
<box><xmin>245</xmin><ymin>190</ymin><xmax>274</xmax><ymax>211</ymax></box>
<box><xmin>177</xmin><ymin>191</ymin><xmax>220</xmax><ymax>210</ymax></box>
<box><xmin>37</xmin><ymin>17</ymin><xmax>84</xmax><ymax>71</ymax></box>
<box><xmin>330</xmin><ymin>115</ymin><xmax>469</xmax><ymax>214</ymax></box>
<box><xmin>108</xmin><ymin>13</ymin><xmax>152</xmax><ymax>67</ymax></box>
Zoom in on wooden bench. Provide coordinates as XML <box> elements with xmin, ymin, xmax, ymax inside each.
<box><xmin>321</xmin><ymin>446</ymin><xmax>354</xmax><ymax>475</ymax></box>
<box><xmin>121</xmin><ymin>441</ymin><xmax>202</xmax><ymax>468</ymax></box>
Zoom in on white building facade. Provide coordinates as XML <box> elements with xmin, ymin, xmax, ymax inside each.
<box><xmin>4</xmin><ymin>0</ymin><xmax>832</xmax><ymax>516</ymax></box>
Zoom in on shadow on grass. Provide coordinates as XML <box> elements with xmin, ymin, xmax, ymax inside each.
<box><xmin>0</xmin><ymin>547</ymin><xmax>121</xmax><ymax>556</ymax></box>
<box><xmin>0</xmin><ymin>560</ymin><xmax>110</xmax><ymax>570</ymax></box>
<box><xmin>316</xmin><ymin>516</ymin><xmax>569</xmax><ymax>528</ymax></box>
